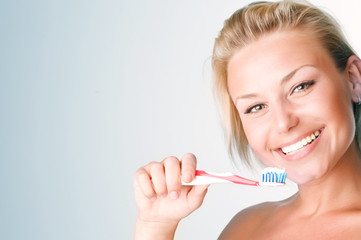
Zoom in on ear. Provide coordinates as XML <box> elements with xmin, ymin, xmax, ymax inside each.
<box><xmin>346</xmin><ymin>55</ymin><xmax>361</xmax><ymax>104</ymax></box>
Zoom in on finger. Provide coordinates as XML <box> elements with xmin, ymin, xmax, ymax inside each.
<box><xmin>181</xmin><ymin>153</ymin><xmax>197</xmax><ymax>183</ymax></box>
<box><xmin>149</xmin><ymin>162</ymin><xmax>167</xmax><ymax>196</ymax></box>
<box><xmin>163</xmin><ymin>156</ymin><xmax>181</xmax><ymax>199</ymax></box>
<box><xmin>187</xmin><ymin>185</ymin><xmax>209</xmax><ymax>210</ymax></box>
<box><xmin>134</xmin><ymin>167</ymin><xmax>156</xmax><ymax>200</ymax></box>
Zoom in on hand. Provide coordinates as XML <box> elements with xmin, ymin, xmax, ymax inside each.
<box><xmin>134</xmin><ymin>153</ymin><xmax>208</xmax><ymax>238</ymax></box>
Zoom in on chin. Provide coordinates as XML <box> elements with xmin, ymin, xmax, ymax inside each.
<box><xmin>287</xmin><ymin>175</ymin><xmax>314</xmax><ymax>185</ymax></box>
<box><xmin>286</xmin><ymin>164</ymin><xmax>330</xmax><ymax>186</ymax></box>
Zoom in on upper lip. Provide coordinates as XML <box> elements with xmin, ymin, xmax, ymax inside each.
<box><xmin>274</xmin><ymin>128</ymin><xmax>323</xmax><ymax>150</ymax></box>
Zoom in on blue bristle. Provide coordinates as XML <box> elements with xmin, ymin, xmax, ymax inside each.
<box><xmin>262</xmin><ymin>172</ymin><xmax>287</xmax><ymax>183</ymax></box>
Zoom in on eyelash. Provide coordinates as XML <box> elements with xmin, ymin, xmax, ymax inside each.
<box><xmin>244</xmin><ymin>103</ymin><xmax>265</xmax><ymax>114</ymax></box>
<box><xmin>291</xmin><ymin>80</ymin><xmax>315</xmax><ymax>94</ymax></box>
<box><xmin>244</xmin><ymin>80</ymin><xmax>315</xmax><ymax>114</ymax></box>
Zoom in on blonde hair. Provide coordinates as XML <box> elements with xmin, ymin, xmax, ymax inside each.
<box><xmin>212</xmin><ymin>0</ymin><xmax>358</xmax><ymax>166</ymax></box>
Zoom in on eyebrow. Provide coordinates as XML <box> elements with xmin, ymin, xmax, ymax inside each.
<box><xmin>235</xmin><ymin>64</ymin><xmax>313</xmax><ymax>102</ymax></box>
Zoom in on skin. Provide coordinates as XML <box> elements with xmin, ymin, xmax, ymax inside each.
<box><xmin>134</xmin><ymin>153</ymin><xmax>208</xmax><ymax>240</ymax></box>
<box><xmin>220</xmin><ymin>29</ymin><xmax>361</xmax><ymax>239</ymax></box>
<box><xmin>134</xmin><ymin>29</ymin><xmax>361</xmax><ymax>239</ymax></box>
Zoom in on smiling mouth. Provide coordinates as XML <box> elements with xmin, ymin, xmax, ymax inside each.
<box><xmin>281</xmin><ymin>130</ymin><xmax>321</xmax><ymax>155</ymax></box>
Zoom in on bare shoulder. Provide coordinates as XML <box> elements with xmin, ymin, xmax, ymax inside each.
<box><xmin>218</xmin><ymin>201</ymin><xmax>280</xmax><ymax>240</ymax></box>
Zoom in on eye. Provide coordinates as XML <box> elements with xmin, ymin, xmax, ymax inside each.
<box><xmin>245</xmin><ymin>104</ymin><xmax>266</xmax><ymax>114</ymax></box>
<box><xmin>292</xmin><ymin>80</ymin><xmax>315</xmax><ymax>94</ymax></box>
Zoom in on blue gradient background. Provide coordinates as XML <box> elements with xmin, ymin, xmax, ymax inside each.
<box><xmin>1</xmin><ymin>0</ymin><xmax>360</xmax><ymax>239</ymax></box>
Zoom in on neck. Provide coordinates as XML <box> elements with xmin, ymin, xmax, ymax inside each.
<box><xmin>293</xmin><ymin>141</ymin><xmax>361</xmax><ymax>216</ymax></box>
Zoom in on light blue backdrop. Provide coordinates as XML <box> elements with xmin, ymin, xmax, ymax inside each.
<box><xmin>1</xmin><ymin>0</ymin><xmax>360</xmax><ymax>239</ymax></box>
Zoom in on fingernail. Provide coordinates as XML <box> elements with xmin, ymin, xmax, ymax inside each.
<box><xmin>150</xmin><ymin>196</ymin><xmax>156</xmax><ymax>201</ymax></box>
<box><xmin>169</xmin><ymin>191</ymin><xmax>179</xmax><ymax>200</ymax></box>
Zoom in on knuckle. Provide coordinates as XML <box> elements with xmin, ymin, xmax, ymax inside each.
<box><xmin>147</xmin><ymin>161</ymin><xmax>161</xmax><ymax>168</ymax></box>
<box><xmin>164</xmin><ymin>156</ymin><xmax>180</xmax><ymax>166</ymax></box>
<box><xmin>149</xmin><ymin>161</ymin><xmax>163</xmax><ymax>172</ymax></box>
<box><xmin>143</xmin><ymin>190</ymin><xmax>154</xmax><ymax>199</ymax></box>
<box><xmin>136</xmin><ymin>171</ymin><xmax>149</xmax><ymax>183</ymax></box>
<box><xmin>134</xmin><ymin>167</ymin><xmax>145</xmax><ymax>180</ymax></box>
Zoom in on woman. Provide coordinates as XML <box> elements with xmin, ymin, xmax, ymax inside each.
<box><xmin>134</xmin><ymin>1</ymin><xmax>361</xmax><ymax>239</ymax></box>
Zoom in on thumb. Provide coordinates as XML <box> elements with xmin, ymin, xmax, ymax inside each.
<box><xmin>187</xmin><ymin>185</ymin><xmax>209</xmax><ymax>210</ymax></box>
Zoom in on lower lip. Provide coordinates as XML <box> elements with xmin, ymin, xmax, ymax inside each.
<box><xmin>277</xmin><ymin>130</ymin><xmax>323</xmax><ymax>161</ymax></box>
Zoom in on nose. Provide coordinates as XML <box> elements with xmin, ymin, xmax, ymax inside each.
<box><xmin>272</xmin><ymin>101</ymin><xmax>299</xmax><ymax>133</ymax></box>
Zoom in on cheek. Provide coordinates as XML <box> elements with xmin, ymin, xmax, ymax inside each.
<box><xmin>241</xmin><ymin>117</ymin><xmax>271</xmax><ymax>160</ymax></box>
<box><xmin>327</xmin><ymin>95</ymin><xmax>355</xmax><ymax>155</ymax></box>
<box><xmin>321</xmin><ymin>83</ymin><xmax>355</xmax><ymax>136</ymax></box>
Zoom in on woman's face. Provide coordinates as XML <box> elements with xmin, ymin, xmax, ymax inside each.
<box><xmin>227</xmin><ymin>30</ymin><xmax>356</xmax><ymax>185</ymax></box>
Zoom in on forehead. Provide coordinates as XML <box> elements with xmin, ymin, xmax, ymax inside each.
<box><xmin>226</xmin><ymin>29</ymin><xmax>333</xmax><ymax>96</ymax></box>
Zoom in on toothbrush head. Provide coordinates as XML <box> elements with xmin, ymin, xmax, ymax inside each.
<box><xmin>259</xmin><ymin>167</ymin><xmax>287</xmax><ymax>186</ymax></box>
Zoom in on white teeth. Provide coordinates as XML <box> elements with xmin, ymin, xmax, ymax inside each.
<box><xmin>281</xmin><ymin>130</ymin><xmax>321</xmax><ymax>155</ymax></box>
<box><xmin>311</xmin><ymin>133</ymin><xmax>315</xmax><ymax>140</ymax></box>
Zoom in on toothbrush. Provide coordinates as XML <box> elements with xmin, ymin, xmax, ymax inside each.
<box><xmin>182</xmin><ymin>167</ymin><xmax>287</xmax><ymax>186</ymax></box>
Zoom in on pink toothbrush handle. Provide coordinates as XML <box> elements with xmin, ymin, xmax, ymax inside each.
<box><xmin>193</xmin><ymin>170</ymin><xmax>259</xmax><ymax>186</ymax></box>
